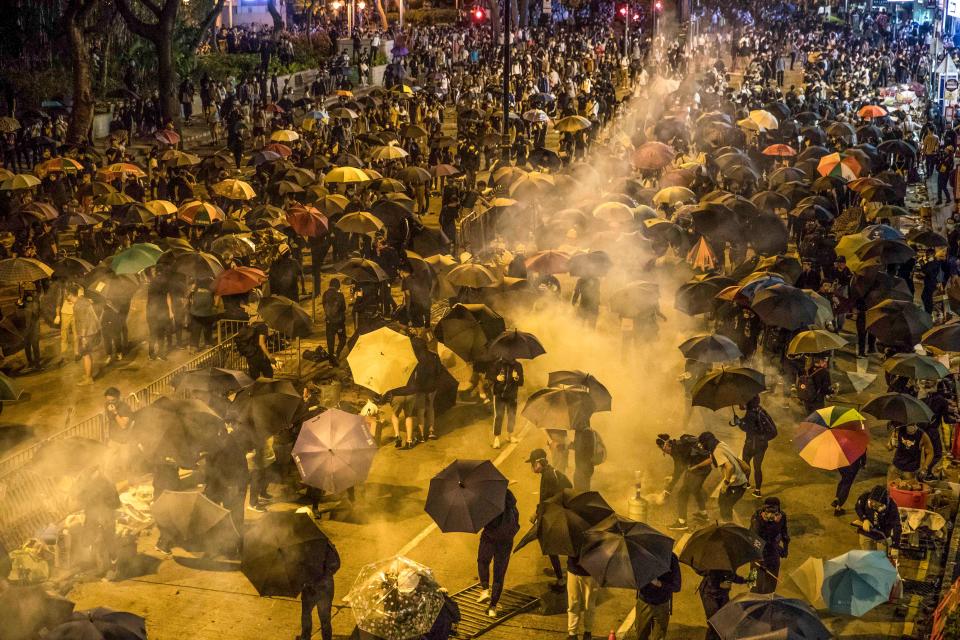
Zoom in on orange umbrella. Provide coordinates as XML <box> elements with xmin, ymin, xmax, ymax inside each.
<box><xmin>214</xmin><ymin>266</ymin><xmax>267</xmax><ymax>295</ymax></box>
<box><xmin>178</xmin><ymin>200</ymin><xmax>225</xmax><ymax>225</ymax></box>
<box><xmin>857</xmin><ymin>105</ymin><xmax>887</xmax><ymax>119</ymax></box>
<box><xmin>817</xmin><ymin>152</ymin><xmax>863</xmax><ymax>181</ymax></box>
<box><xmin>264</xmin><ymin>143</ymin><xmax>293</xmax><ymax>158</ymax></box>
<box><xmin>36</xmin><ymin>157</ymin><xmax>83</xmax><ymax>176</ymax></box>
<box><xmin>762</xmin><ymin>144</ymin><xmax>797</xmax><ymax>157</ymax></box>
<box><xmin>633</xmin><ymin>141</ymin><xmax>675</xmax><ymax>171</ymax></box>
<box><xmin>98</xmin><ymin>162</ymin><xmax>146</xmax><ymax>180</ymax></box>
<box><xmin>847</xmin><ymin>176</ymin><xmax>888</xmax><ymax>193</ymax></box>
<box><xmin>286</xmin><ymin>205</ymin><xmax>329</xmax><ymax>237</ymax></box>
<box><xmin>687</xmin><ymin>238</ymin><xmax>717</xmax><ymax>271</ymax></box>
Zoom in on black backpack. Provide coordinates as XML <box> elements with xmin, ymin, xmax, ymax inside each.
<box><xmin>483</xmin><ymin>490</ymin><xmax>520</xmax><ymax>541</ymax></box>
<box><xmin>234</xmin><ymin>325</ymin><xmax>260</xmax><ymax>358</ymax></box>
<box><xmin>756</xmin><ymin>407</ymin><xmax>778</xmax><ymax>440</ymax></box>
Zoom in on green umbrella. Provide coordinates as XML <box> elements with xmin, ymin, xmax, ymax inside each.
<box><xmin>110</xmin><ymin>243</ymin><xmax>163</xmax><ymax>275</ymax></box>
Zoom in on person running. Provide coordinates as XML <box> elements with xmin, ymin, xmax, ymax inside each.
<box><xmin>657</xmin><ymin>433</ymin><xmax>712</xmax><ymax>531</ymax></box>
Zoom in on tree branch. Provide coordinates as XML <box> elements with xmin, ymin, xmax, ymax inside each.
<box><xmin>141</xmin><ymin>0</ymin><xmax>163</xmax><ymax>17</ymax></box>
<box><xmin>189</xmin><ymin>0</ymin><xmax>226</xmax><ymax>54</ymax></box>
<box><xmin>116</xmin><ymin>0</ymin><xmax>159</xmax><ymax>41</ymax></box>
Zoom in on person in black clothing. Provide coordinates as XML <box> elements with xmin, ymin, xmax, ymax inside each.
<box><xmin>750</xmin><ymin>497</ymin><xmax>789</xmax><ymax>594</ymax></box>
<box><xmin>399</xmin><ymin>263</ymin><xmax>432</xmax><ymax>328</ymax></box>
<box><xmin>321</xmin><ymin>279</ymin><xmax>347</xmax><ymax>364</ymax></box>
<box><xmin>698</xmin><ymin>569</ymin><xmax>747</xmax><ymax>640</ymax></box>
<box><xmin>657</xmin><ymin>433</ymin><xmax>712</xmax><ymax>531</ymax></box>
<box><xmin>854</xmin><ymin>484</ymin><xmax>902</xmax><ymax>551</ymax></box>
<box><xmin>571</xmin><ymin>427</ymin><xmax>597</xmax><ymax>492</ymax></box>
<box><xmin>203</xmin><ymin>423</ymin><xmax>250</xmax><ymax>534</ymax></box>
<box><xmin>238</xmin><ymin>316</ymin><xmax>273</xmax><ymax>379</ymax></box>
<box><xmin>922</xmin><ymin>378</ymin><xmax>957</xmax><ymax>479</ymax></box>
<box><xmin>832</xmin><ymin>452</ymin><xmax>867</xmax><ymax>516</ymax></box>
<box><xmin>146</xmin><ymin>268</ymin><xmax>174</xmax><ymax>360</ymax></box>
<box><xmin>268</xmin><ymin>245</ymin><xmax>303</xmax><ymax>301</ymax></box>
<box><xmin>634</xmin><ymin>553</ymin><xmax>682</xmax><ymax>640</ymax></box>
<box><xmin>794</xmin><ymin>258</ymin><xmax>821</xmax><ymax>291</ymax></box>
<box><xmin>732</xmin><ymin>395</ymin><xmax>777</xmax><ymax>498</ymax></box>
<box><xmin>797</xmin><ymin>355</ymin><xmax>833</xmax><ymax>413</ymax></box>
<box><xmin>918</xmin><ymin>248</ymin><xmax>945</xmax><ymax>314</ymax></box>
<box><xmin>476</xmin><ymin>488</ymin><xmax>519</xmax><ymax>617</ymax></box>
<box><xmin>491</xmin><ymin>358</ymin><xmax>523</xmax><ymax>449</ymax></box>
<box><xmin>527</xmin><ymin>448</ymin><xmax>572</xmax><ymax>589</ymax></box>
<box><xmin>297</xmin><ymin>538</ymin><xmax>341</xmax><ymax>640</ymax></box>
<box><xmin>17</xmin><ymin>283</ymin><xmax>42</xmax><ymax>370</ymax></box>
<box><xmin>424</xmin><ymin>592</ymin><xmax>461</xmax><ymax>640</ymax></box>
<box><xmin>887</xmin><ymin>422</ymin><xmax>933</xmax><ymax>483</ymax></box>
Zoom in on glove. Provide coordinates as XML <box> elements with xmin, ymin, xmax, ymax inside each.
<box><xmin>861</xmin><ymin>521</ymin><xmax>872</xmax><ymax>532</ymax></box>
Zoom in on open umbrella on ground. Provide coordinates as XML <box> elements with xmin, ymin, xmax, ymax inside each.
<box><xmin>347</xmin><ymin>327</ymin><xmax>418</xmax><ymax>395</ymax></box>
<box><xmin>580</xmin><ymin>514</ymin><xmax>674</xmax><ymax>589</ymax></box>
<box><xmin>861</xmin><ymin>392</ymin><xmax>933</xmax><ymax>424</ymax></box>
<box><xmin>778</xmin><ymin>557</ymin><xmax>826</xmax><ymax>608</ymax></box>
<box><xmin>678</xmin><ymin>522</ymin><xmax>764</xmax><ymax>572</ymax></box>
<box><xmin>293</xmin><ymin>408</ymin><xmax>378</xmax><ymax>494</ymax></box>
<box><xmin>46</xmin><ymin>608</ymin><xmax>147</xmax><ymax>640</ymax></box>
<box><xmin>434</xmin><ymin>303</ymin><xmax>505</xmax><ymax>362</ymax></box>
<box><xmin>346</xmin><ymin>556</ymin><xmax>447</xmax><ymax>640</ymax></box>
<box><xmin>522</xmin><ymin>386</ymin><xmax>596</xmax><ymax>430</ymax></box>
<box><xmin>0</xmin><ymin>585</ymin><xmax>75</xmax><ymax>640</ymax></box>
<box><xmin>425</xmin><ymin>459</ymin><xmax>508</xmax><ymax>533</ymax></box>
<box><xmin>882</xmin><ymin>353</ymin><xmax>949</xmax><ymax>380</ymax></box>
<box><xmin>691</xmin><ymin>368</ymin><xmax>766</xmax><ymax>410</ymax></box>
<box><xmin>679</xmin><ymin>334</ymin><xmax>742</xmax><ymax>363</ymax></box>
<box><xmin>259</xmin><ymin>295</ymin><xmax>312</xmax><ymax>338</ymax></box>
<box><xmin>787</xmin><ymin>330</ymin><xmax>848</xmax><ymax>355</ymax></box>
<box><xmin>232</xmin><ymin>378</ymin><xmax>301</xmax><ymax>437</ymax></box>
<box><xmin>151</xmin><ymin>490</ymin><xmax>240</xmax><ymax>553</ymax></box>
<box><xmin>866</xmin><ymin>299</ymin><xmax>932</xmax><ymax>347</ymax></box>
<box><xmin>446</xmin><ymin>263</ymin><xmax>498</xmax><ymax>288</ymax></box>
<box><xmin>213</xmin><ymin>266</ymin><xmax>266</xmax><ymax>295</ymax></box>
<box><xmin>709</xmin><ymin>593</ymin><xmax>830</xmax><ymax>640</ymax></box>
<box><xmin>795</xmin><ymin>407</ymin><xmax>869</xmax><ymax>470</ymax></box>
<box><xmin>547</xmin><ymin>370</ymin><xmax>612</xmax><ymax>412</ymax></box>
<box><xmin>514</xmin><ymin>489</ymin><xmax>615</xmax><ymax>555</ymax></box>
<box><xmin>489</xmin><ymin>329</ymin><xmax>546</xmax><ymax>360</ymax></box>
<box><xmin>242</xmin><ymin>511</ymin><xmax>333</xmax><ymax>597</ymax></box>
<box><xmin>821</xmin><ymin>550</ymin><xmax>898</xmax><ymax>617</ymax></box>
<box><xmin>174</xmin><ymin>367</ymin><xmax>252</xmax><ymax>395</ymax></box>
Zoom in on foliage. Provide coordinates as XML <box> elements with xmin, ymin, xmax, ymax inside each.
<box><xmin>944</xmin><ymin>606</ymin><xmax>960</xmax><ymax>640</ymax></box>
<box><xmin>4</xmin><ymin>66</ymin><xmax>71</xmax><ymax>109</ymax></box>
<box><xmin>386</xmin><ymin>7</ymin><xmax>459</xmax><ymax>24</ymax></box>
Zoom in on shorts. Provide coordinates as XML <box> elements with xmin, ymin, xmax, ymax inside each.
<box><xmin>390</xmin><ymin>394</ymin><xmax>415</xmax><ymax>418</ymax></box>
<box><xmin>78</xmin><ymin>336</ymin><xmax>97</xmax><ymax>356</ymax></box>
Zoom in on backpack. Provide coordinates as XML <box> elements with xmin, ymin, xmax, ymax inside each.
<box><xmin>757</xmin><ymin>407</ymin><xmax>778</xmax><ymax>440</ymax></box>
<box><xmin>234</xmin><ymin>325</ymin><xmax>260</xmax><ymax>358</ymax></box>
<box><xmin>483</xmin><ymin>491</ymin><xmax>520</xmax><ymax>541</ymax></box>
<box><xmin>589</xmin><ymin>429</ymin><xmax>607</xmax><ymax>466</ymax></box>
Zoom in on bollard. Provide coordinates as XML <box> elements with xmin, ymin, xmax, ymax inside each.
<box><xmin>608</xmin><ymin>631</ymin><xmax>616</xmax><ymax>640</ymax></box>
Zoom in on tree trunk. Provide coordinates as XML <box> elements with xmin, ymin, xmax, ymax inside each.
<box><xmin>518</xmin><ymin>0</ymin><xmax>528</xmax><ymax>27</ymax></box>
<box><xmin>375</xmin><ymin>0</ymin><xmax>388</xmax><ymax>30</ymax></box>
<box><xmin>65</xmin><ymin>0</ymin><xmax>96</xmax><ymax>145</ymax></box>
<box><xmin>190</xmin><ymin>0</ymin><xmax>226</xmax><ymax>54</ymax></box>
<box><xmin>157</xmin><ymin>26</ymin><xmax>177</xmax><ymax>123</ymax></box>
<box><xmin>509</xmin><ymin>0</ymin><xmax>519</xmax><ymax>29</ymax></box>
<box><xmin>487</xmin><ymin>0</ymin><xmax>500</xmax><ymax>40</ymax></box>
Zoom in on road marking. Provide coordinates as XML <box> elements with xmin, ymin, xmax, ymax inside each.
<box><xmin>396</xmin><ymin>423</ymin><xmax>532</xmax><ymax>558</ymax></box>
<box><xmin>616</xmin><ymin>606</ymin><xmax>636</xmax><ymax>639</ymax></box>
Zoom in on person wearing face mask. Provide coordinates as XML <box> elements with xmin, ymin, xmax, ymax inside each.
<box><xmin>854</xmin><ymin>485</ymin><xmax>902</xmax><ymax>552</ymax></box>
<box><xmin>749</xmin><ymin>497</ymin><xmax>789</xmax><ymax>594</ymax></box>
<box><xmin>886</xmin><ymin>422</ymin><xmax>934</xmax><ymax>484</ymax></box>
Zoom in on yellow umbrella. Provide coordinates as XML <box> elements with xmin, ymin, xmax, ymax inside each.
<box><xmin>94</xmin><ymin>192</ymin><xmax>134</xmax><ymax>207</ymax></box>
<box><xmin>36</xmin><ymin>157</ymin><xmax>83</xmax><ymax>177</ymax></box>
<box><xmin>335</xmin><ymin>211</ymin><xmax>385</xmax><ymax>235</ymax></box>
<box><xmin>554</xmin><ymin>115</ymin><xmax>592</xmax><ymax>132</ymax></box>
<box><xmin>653</xmin><ymin>186</ymin><xmax>695</xmax><ymax>205</ymax></box>
<box><xmin>749</xmin><ymin>109</ymin><xmax>779</xmax><ymax>130</ymax></box>
<box><xmin>834</xmin><ymin>233</ymin><xmax>870</xmax><ymax>271</ymax></box>
<box><xmin>0</xmin><ymin>168</ymin><xmax>14</xmax><ymax>182</ymax></box>
<box><xmin>324</xmin><ymin>166</ymin><xmax>371</xmax><ymax>184</ymax></box>
<box><xmin>161</xmin><ymin>149</ymin><xmax>201</xmax><ymax>167</ymax></box>
<box><xmin>270</xmin><ymin>129</ymin><xmax>300</xmax><ymax>142</ymax></box>
<box><xmin>144</xmin><ymin>199</ymin><xmax>178</xmax><ymax>216</ymax></box>
<box><xmin>213</xmin><ymin>178</ymin><xmax>257</xmax><ymax>201</ymax></box>
<box><xmin>346</xmin><ymin>327</ymin><xmax>418</xmax><ymax>395</ymax></box>
<box><xmin>737</xmin><ymin>117</ymin><xmax>763</xmax><ymax>132</ymax></box>
<box><xmin>371</xmin><ymin>145</ymin><xmax>409</xmax><ymax>161</ymax></box>
<box><xmin>592</xmin><ymin>201</ymin><xmax>634</xmax><ymax>223</ymax></box>
<box><xmin>0</xmin><ymin>173</ymin><xmax>42</xmax><ymax>191</ymax></box>
<box><xmin>99</xmin><ymin>162</ymin><xmax>146</xmax><ymax>179</ymax></box>
<box><xmin>392</xmin><ymin>84</ymin><xmax>414</xmax><ymax>95</ymax></box>
<box><xmin>493</xmin><ymin>166</ymin><xmax>528</xmax><ymax>186</ymax></box>
<box><xmin>489</xmin><ymin>197</ymin><xmax>518</xmax><ymax>208</ymax></box>
<box><xmin>777</xmin><ymin>557</ymin><xmax>825</xmax><ymax>608</ymax></box>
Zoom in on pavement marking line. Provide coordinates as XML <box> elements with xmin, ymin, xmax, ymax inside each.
<box><xmin>616</xmin><ymin>605</ymin><xmax>636</xmax><ymax>639</ymax></box>
<box><xmin>396</xmin><ymin>423</ymin><xmax>533</xmax><ymax>558</ymax></box>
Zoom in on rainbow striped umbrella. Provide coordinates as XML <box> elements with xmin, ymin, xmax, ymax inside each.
<box><xmin>817</xmin><ymin>152</ymin><xmax>863</xmax><ymax>181</ymax></box>
<box><xmin>795</xmin><ymin>406</ymin><xmax>869</xmax><ymax>470</ymax></box>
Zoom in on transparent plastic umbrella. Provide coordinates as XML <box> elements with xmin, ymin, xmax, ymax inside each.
<box><xmin>346</xmin><ymin>556</ymin><xmax>446</xmax><ymax>640</ymax></box>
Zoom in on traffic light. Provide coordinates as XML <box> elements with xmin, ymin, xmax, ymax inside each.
<box><xmin>618</xmin><ymin>4</ymin><xmax>629</xmax><ymax>16</ymax></box>
<box><xmin>472</xmin><ymin>5</ymin><xmax>485</xmax><ymax>20</ymax></box>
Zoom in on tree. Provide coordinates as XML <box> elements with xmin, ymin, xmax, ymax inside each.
<box><xmin>116</xmin><ymin>0</ymin><xmax>181</xmax><ymax>122</ymax></box>
<box><xmin>188</xmin><ymin>0</ymin><xmax>226</xmax><ymax>55</ymax></box>
<box><xmin>374</xmin><ymin>0</ymin><xmax>388</xmax><ymax>30</ymax></box>
<box><xmin>63</xmin><ymin>0</ymin><xmax>98</xmax><ymax>144</ymax></box>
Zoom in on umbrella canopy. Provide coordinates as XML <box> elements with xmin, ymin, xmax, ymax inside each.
<box><xmin>778</xmin><ymin>557</ymin><xmax>826</xmax><ymax>608</ymax></box>
<box><xmin>151</xmin><ymin>490</ymin><xmax>240</xmax><ymax>552</ymax></box>
<box><xmin>751</xmin><ymin>284</ymin><xmax>819</xmax><ymax>330</ymax></box>
<box><xmin>347</xmin><ymin>556</ymin><xmax>447</xmax><ymax>640</ymax></box>
<box><xmin>882</xmin><ymin>353</ymin><xmax>949</xmax><ymax>380</ymax></box>
<box><xmin>515</xmin><ymin>489</ymin><xmax>615</xmax><ymax>556</ymax></box>
<box><xmin>347</xmin><ymin>327</ymin><xmax>418</xmax><ymax>395</ymax></box>
<box><xmin>787</xmin><ymin>329</ymin><xmax>848</xmax><ymax>355</ymax></box>
<box><xmin>241</xmin><ymin>511</ymin><xmax>333</xmax><ymax>597</ymax></box>
<box><xmin>580</xmin><ymin>514</ymin><xmax>675</xmax><ymax>589</ymax></box>
<box><xmin>679</xmin><ymin>334</ymin><xmax>743</xmax><ymax>363</ymax></box>
<box><xmin>434</xmin><ymin>303</ymin><xmax>505</xmax><ymax>362</ymax></box>
<box><xmin>676</xmin><ymin>276</ymin><xmax>736</xmax><ymax>316</ymax></box>
<box><xmin>822</xmin><ymin>550</ymin><xmax>898</xmax><ymax>617</ymax></box>
<box><xmin>425</xmin><ymin>459</ymin><xmax>508</xmax><ymax>533</ymax></box>
<box><xmin>861</xmin><ymin>392</ymin><xmax>933</xmax><ymax>424</ymax></box>
<box><xmin>522</xmin><ymin>386</ymin><xmax>596</xmax><ymax>430</ymax></box>
<box><xmin>172</xmin><ymin>251</ymin><xmax>223</xmax><ymax>281</ymax></box>
<box><xmin>338</xmin><ymin>257</ymin><xmax>389</xmax><ymax>284</ymax></box>
<box><xmin>293</xmin><ymin>408</ymin><xmax>378</xmax><ymax>493</ymax></box>
<box><xmin>446</xmin><ymin>263</ymin><xmax>498</xmax><ymax>288</ymax></box>
<box><xmin>213</xmin><ymin>266</ymin><xmax>267</xmax><ymax>295</ymax></box>
<box><xmin>691</xmin><ymin>368</ymin><xmax>766</xmax><ymax>410</ymax></box>
<box><xmin>547</xmin><ymin>370</ymin><xmax>612</xmax><ymax>412</ymax></box>
<box><xmin>555</xmin><ymin>115</ymin><xmax>593</xmax><ymax>133</ymax></box>
<box><xmin>46</xmin><ymin>608</ymin><xmax>147</xmax><ymax>640</ymax></box>
<box><xmin>678</xmin><ymin>522</ymin><xmax>764</xmax><ymax>572</ymax></box>
<box><xmin>132</xmin><ymin>396</ymin><xmax>223</xmax><ymax>465</ymax></box>
<box><xmin>0</xmin><ymin>257</ymin><xmax>53</xmax><ymax>283</ymax></box>
<box><xmin>336</xmin><ymin>211</ymin><xmax>385</xmax><ymax>235</ymax></box>
<box><xmin>174</xmin><ymin>367</ymin><xmax>252</xmax><ymax>395</ymax></box>
<box><xmin>922</xmin><ymin>321</ymin><xmax>960</xmax><ymax>353</ymax></box>
<box><xmin>489</xmin><ymin>329</ymin><xmax>546</xmax><ymax>360</ymax></box>
<box><xmin>709</xmin><ymin>593</ymin><xmax>830</xmax><ymax>640</ymax></box>
<box><xmin>817</xmin><ymin>152</ymin><xmax>863</xmax><ymax>181</ymax></box>
<box><xmin>213</xmin><ymin>178</ymin><xmax>256</xmax><ymax>200</ymax></box>
<box><xmin>259</xmin><ymin>295</ymin><xmax>313</xmax><ymax>338</ymax></box>
<box><xmin>0</xmin><ymin>586</ymin><xmax>75</xmax><ymax>640</ymax></box>
<box><xmin>233</xmin><ymin>378</ymin><xmax>302</xmax><ymax>437</ymax></box>
<box><xmin>110</xmin><ymin>243</ymin><xmax>163</xmax><ymax>275</ymax></box>
<box><xmin>795</xmin><ymin>407</ymin><xmax>869</xmax><ymax>470</ymax></box>
<box><xmin>286</xmin><ymin>205</ymin><xmax>329</xmax><ymax>238</ymax></box>
<box><xmin>866</xmin><ymin>299</ymin><xmax>932</xmax><ymax>347</ymax></box>
<box><xmin>525</xmin><ymin>250</ymin><xmax>570</xmax><ymax>274</ymax></box>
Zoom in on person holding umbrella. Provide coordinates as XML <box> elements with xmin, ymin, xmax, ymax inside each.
<box><xmin>633</xmin><ymin>552</ymin><xmax>682</xmax><ymax>640</ymax></box>
<box><xmin>565</xmin><ymin>550</ymin><xmax>598</xmax><ymax>640</ymax></box>
<box><xmin>491</xmin><ymin>357</ymin><xmax>523</xmax><ymax>449</ymax></box>
<box><xmin>697</xmin><ymin>568</ymin><xmax>748</xmax><ymax>640</ymax></box>
<box><xmin>527</xmin><ymin>448</ymin><xmax>572</xmax><ymax>590</ymax></box>
<box><xmin>698</xmin><ymin>432</ymin><xmax>749</xmax><ymax>522</ymax></box>
<box><xmin>476</xmin><ymin>488</ymin><xmax>520</xmax><ymax>618</ymax></box>
<box><xmin>321</xmin><ymin>279</ymin><xmax>347</xmax><ymax>365</ymax></box>
<box><xmin>854</xmin><ymin>485</ymin><xmax>902</xmax><ymax>552</ymax></box>
<box><xmin>731</xmin><ymin>396</ymin><xmax>777</xmax><ymax>498</ymax></box>
<box><xmin>749</xmin><ymin>497</ymin><xmax>789</xmax><ymax>594</ymax></box>
<box><xmin>296</xmin><ymin>537</ymin><xmax>341</xmax><ymax>640</ymax></box>
<box><xmin>656</xmin><ymin>433</ymin><xmax>712</xmax><ymax>531</ymax></box>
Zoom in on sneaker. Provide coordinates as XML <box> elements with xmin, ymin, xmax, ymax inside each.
<box><xmin>394</xmin><ymin>437</ymin><xmax>403</xmax><ymax>449</ymax></box>
<box><xmin>692</xmin><ymin>510</ymin><xmax>709</xmax><ymax>521</ymax></box>
<box><xmin>751</xmin><ymin>489</ymin><xmax>762</xmax><ymax>498</ymax></box>
<box><xmin>427</xmin><ymin>432</ymin><xmax>438</xmax><ymax>440</ymax></box>
<box><xmin>247</xmin><ymin>503</ymin><xmax>267</xmax><ymax>513</ymax></box>
<box><xmin>667</xmin><ymin>519</ymin><xmax>689</xmax><ymax>531</ymax></box>
<box><xmin>831</xmin><ymin>499</ymin><xmax>839</xmax><ymax>508</ymax></box>
<box><xmin>477</xmin><ymin>588</ymin><xmax>491</xmax><ymax>603</ymax></box>
<box><xmin>834</xmin><ymin>507</ymin><xmax>846</xmax><ymax>516</ymax></box>
<box><xmin>487</xmin><ymin>606</ymin><xmax>497</xmax><ymax>618</ymax></box>
<box><xmin>492</xmin><ymin>436</ymin><xmax>501</xmax><ymax>449</ymax></box>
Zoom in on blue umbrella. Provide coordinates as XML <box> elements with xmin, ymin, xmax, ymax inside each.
<box><xmin>821</xmin><ymin>550</ymin><xmax>897</xmax><ymax>616</ymax></box>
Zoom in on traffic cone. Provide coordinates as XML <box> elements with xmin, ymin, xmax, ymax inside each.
<box><xmin>608</xmin><ymin>631</ymin><xmax>616</xmax><ymax>640</ymax></box>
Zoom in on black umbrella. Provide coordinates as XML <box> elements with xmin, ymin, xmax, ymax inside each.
<box><xmin>907</xmin><ymin>228</ymin><xmax>948</xmax><ymax>248</ymax></box>
<box><xmin>514</xmin><ymin>489</ymin><xmax>615</xmax><ymax>555</ymax></box>
<box><xmin>691</xmin><ymin>368</ymin><xmax>766</xmax><ymax>410</ymax></box>
<box><xmin>609</xmin><ymin>281</ymin><xmax>662</xmax><ymax>318</ymax></box>
<box><xmin>133</xmin><ymin>396</ymin><xmax>224</xmax><ymax>466</ymax></box>
<box><xmin>259</xmin><ymin>295</ymin><xmax>313</xmax><ymax>338</ymax></box>
<box><xmin>173</xmin><ymin>251</ymin><xmax>224</xmax><ymax>280</ymax></box>
<box><xmin>52</xmin><ymin>257</ymin><xmax>95</xmax><ymax>280</ymax></box>
<box><xmin>174</xmin><ymin>367</ymin><xmax>253</xmax><ymax>395</ymax></box>
<box><xmin>232</xmin><ymin>378</ymin><xmax>303</xmax><ymax>437</ymax></box>
<box><xmin>679</xmin><ymin>334</ymin><xmax>743</xmax><ymax>363</ymax></box>
<box><xmin>151</xmin><ymin>490</ymin><xmax>240</xmax><ymax>553</ymax></box>
<box><xmin>522</xmin><ymin>386</ymin><xmax>596</xmax><ymax>430</ymax></box>
<box><xmin>547</xmin><ymin>370</ymin><xmax>612</xmax><ymax>412</ymax></box>
<box><xmin>337</xmin><ymin>258</ymin><xmax>388</xmax><ymax>283</ymax></box>
<box><xmin>568</xmin><ymin>251</ymin><xmax>612</xmax><ymax>278</ymax></box>
<box><xmin>678</xmin><ymin>522</ymin><xmax>764</xmax><ymax>572</ymax></box>
<box><xmin>46</xmin><ymin>608</ymin><xmax>147</xmax><ymax>640</ymax></box>
<box><xmin>241</xmin><ymin>511</ymin><xmax>333</xmax><ymax>597</ymax></box>
<box><xmin>0</xmin><ymin>586</ymin><xmax>75</xmax><ymax>640</ymax></box>
<box><xmin>709</xmin><ymin>593</ymin><xmax>830</xmax><ymax>640</ymax></box>
<box><xmin>579</xmin><ymin>514</ymin><xmax>675</xmax><ymax>588</ymax></box>
<box><xmin>922</xmin><ymin>321</ymin><xmax>960</xmax><ymax>353</ymax></box>
<box><xmin>489</xmin><ymin>329</ymin><xmax>545</xmax><ymax>360</ymax></box>
<box><xmin>861</xmin><ymin>392</ymin><xmax>934</xmax><ymax>424</ymax></box>
<box><xmin>751</xmin><ymin>191</ymin><xmax>792</xmax><ymax>212</ymax></box>
<box><xmin>751</xmin><ymin>284</ymin><xmax>819</xmax><ymax>330</ymax></box>
<box><xmin>434</xmin><ymin>303</ymin><xmax>505</xmax><ymax>362</ymax></box>
<box><xmin>882</xmin><ymin>353</ymin><xmax>949</xmax><ymax>380</ymax></box>
<box><xmin>425</xmin><ymin>459</ymin><xmax>508</xmax><ymax>533</ymax></box>
<box><xmin>675</xmin><ymin>276</ymin><xmax>736</xmax><ymax>316</ymax></box>
<box><xmin>856</xmin><ymin>239</ymin><xmax>915</xmax><ymax>265</ymax></box>
<box><xmin>866</xmin><ymin>299</ymin><xmax>932</xmax><ymax>347</ymax></box>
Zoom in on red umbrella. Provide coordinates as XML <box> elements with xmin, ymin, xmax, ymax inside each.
<box><xmin>286</xmin><ymin>205</ymin><xmax>329</xmax><ymax>237</ymax></box>
<box><xmin>155</xmin><ymin>129</ymin><xmax>181</xmax><ymax>145</ymax></box>
<box><xmin>264</xmin><ymin>143</ymin><xmax>293</xmax><ymax>158</ymax></box>
<box><xmin>633</xmin><ymin>142</ymin><xmax>675</xmax><ymax>171</ymax></box>
<box><xmin>762</xmin><ymin>144</ymin><xmax>797</xmax><ymax>157</ymax></box>
<box><xmin>214</xmin><ymin>266</ymin><xmax>267</xmax><ymax>295</ymax></box>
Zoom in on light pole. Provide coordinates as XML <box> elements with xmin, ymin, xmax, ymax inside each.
<box><xmin>502</xmin><ymin>0</ymin><xmax>512</xmax><ymax>162</ymax></box>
